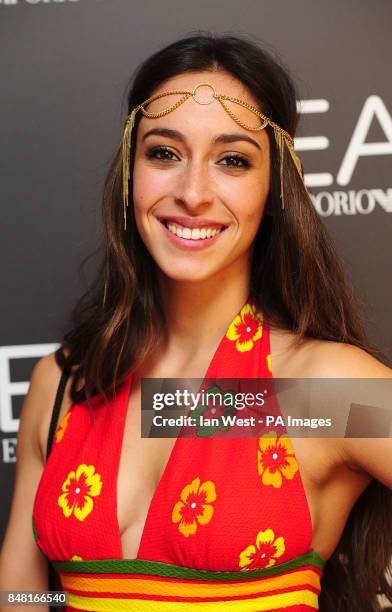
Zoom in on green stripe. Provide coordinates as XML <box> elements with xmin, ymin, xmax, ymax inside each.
<box><xmin>52</xmin><ymin>549</ymin><xmax>325</xmax><ymax>580</ymax></box>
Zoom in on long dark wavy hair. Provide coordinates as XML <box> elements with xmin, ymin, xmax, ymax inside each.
<box><xmin>55</xmin><ymin>33</ymin><xmax>392</xmax><ymax>611</ymax></box>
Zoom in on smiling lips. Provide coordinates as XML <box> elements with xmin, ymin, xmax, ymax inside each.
<box><xmin>167</xmin><ymin>223</ymin><xmax>222</xmax><ymax>240</ymax></box>
<box><xmin>159</xmin><ymin>216</ymin><xmax>227</xmax><ymax>244</ymax></box>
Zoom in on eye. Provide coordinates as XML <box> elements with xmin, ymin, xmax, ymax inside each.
<box><xmin>146</xmin><ymin>146</ymin><xmax>179</xmax><ymax>162</ymax></box>
<box><xmin>218</xmin><ymin>154</ymin><xmax>251</xmax><ymax>169</ymax></box>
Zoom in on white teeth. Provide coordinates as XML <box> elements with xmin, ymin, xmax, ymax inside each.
<box><xmin>165</xmin><ymin>222</ymin><xmax>222</xmax><ymax>240</ymax></box>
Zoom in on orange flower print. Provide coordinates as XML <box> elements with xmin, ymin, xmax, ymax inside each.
<box><xmin>172</xmin><ymin>476</ymin><xmax>216</xmax><ymax>537</ymax></box>
<box><xmin>58</xmin><ymin>464</ymin><xmax>103</xmax><ymax>521</ymax></box>
<box><xmin>258</xmin><ymin>432</ymin><xmax>298</xmax><ymax>488</ymax></box>
<box><xmin>71</xmin><ymin>555</ymin><xmax>83</xmax><ymax>561</ymax></box>
<box><xmin>226</xmin><ymin>304</ymin><xmax>263</xmax><ymax>352</ymax></box>
<box><xmin>239</xmin><ymin>528</ymin><xmax>285</xmax><ymax>570</ymax></box>
<box><xmin>55</xmin><ymin>410</ymin><xmax>71</xmax><ymax>443</ymax></box>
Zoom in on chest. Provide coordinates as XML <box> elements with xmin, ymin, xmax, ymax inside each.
<box><xmin>116</xmin><ymin>382</ymin><xmax>177</xmax><ymax>557</ymax></box>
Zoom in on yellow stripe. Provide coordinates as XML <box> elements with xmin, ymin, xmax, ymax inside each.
<box><xmin>61</xmin><ymin>568</ymin><xmax>320</xmax><ymax>597</ymax></box>
<box><xmin>68</xmin><ymin>589</ymin><xmax>319</xmax><ymax>611</ymax></box>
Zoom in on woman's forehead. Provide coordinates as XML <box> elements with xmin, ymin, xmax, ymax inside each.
<box><xmin>151</xmin><ymin>70</ymin><xmax>260</xmax><ymax>108</ymax></box>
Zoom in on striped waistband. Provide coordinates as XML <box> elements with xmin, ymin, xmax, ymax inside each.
<box><xmin>52</xmin><ymin>550</ymin><xmax>324</xmax><ymax>611</ymax></box>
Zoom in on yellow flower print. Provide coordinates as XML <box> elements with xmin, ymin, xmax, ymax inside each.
<box><xmin>257</xmin><ymin>432</ymin><xmax>298</xmax><ymax>488</ymax></box>
<box><xmin>71</xmin><ymin>555</ymin><xmax>83</xmax><ymax>561</ymax></box>
<box><xmin>226</xmin><ymin>303</ymin><xmax>263</xmax><ymax>352</ymax></box>
<box><xmin>266</xmin><ymin>353</ymin><xmax>272</xmax><ymax>373</ymax></box>
<box><xmin>239</xmin><ymin>528</ymin><xmax>285</xmax><ymax>570</ymax></box>
<box><xmin>55</xmin><ymin>410</ymin><xmax>71</xmax><ymax>443</ymax></box>
<box><xmin>58</xmin><ymin>464</ymin><xmax>103</xmax><ymax>521</ymax></box>
<box><xmin>172</xmin><ymin>476</ymin><xmax>216</xmax><ymax>537</ymax></box>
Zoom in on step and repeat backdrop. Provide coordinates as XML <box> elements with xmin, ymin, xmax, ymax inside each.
<box><xmin>1</xmin><ymin>0</ymin><xmax>391</xmax><ymax>542</ymax></box>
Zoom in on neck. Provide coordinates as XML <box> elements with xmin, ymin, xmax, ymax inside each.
<box><xmin>159</xmin><ymin>262</ymin><xmax>250</xmax><ymax>357</ymax></box>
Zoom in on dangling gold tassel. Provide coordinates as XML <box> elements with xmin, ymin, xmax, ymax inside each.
<box><xmin>274</xmin><ymin>128</ymin><xmax>306</xmax><ymax>210</ymax></box>
<box><xmin>285</xmin><ymin>136</ymin><xmax>314</xmax><ymax>202</ymax></box>
<box><xmin>274</xmin><ymin>128</ymin><xmax>285</xmax><ymax>210</ymax></box>
<box><xmin>285</xmin><ymin>137</ymin><xmax>303</xmax><ymax>177</ymax></box>
<box><xmin>122</xmin><ymin>109</ymin><xmax>136</xmax><ymax>231</ymax></box>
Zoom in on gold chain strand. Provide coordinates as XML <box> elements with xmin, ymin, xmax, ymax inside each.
<box><xmin>122</xmin><ymin>109</ymin><xmax>136</xmax><ymax>230</ymax></box>
<box><xmin>217</xmin><ymin>93</ymin><xmax>294</xmax><ymax>143</ymax></box>
<box><xmin>274</xmin><ymin>129</ymin><xmax>285</xmax><ymax>209</ymax></box>
<box><xmin>217</xmin><ymin>97</ymin><xmax>268</xmax><ymax>131</ymax></box>
<box><xmin>285</xmin><ymin>137</ymin><xmax>303</xmax><ymax>176</ymax></box>
<box><xmin>141</xmin><ymin>92</ymin><xmax>192</xmax><ymax>118</ymax></box>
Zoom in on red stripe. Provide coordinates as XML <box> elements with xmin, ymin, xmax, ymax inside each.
<box><xmin>67</xmin><ymin>607</ymin><xmax>315</xmax><ymax>612</ymax></box>
<box><xmin>67</xmin><ymin>606</ymin><xmax>314</xmax><ymax>612</ymax></box>
<box><xmin>65</xmin><ymin>583</ymin><xmax>319</xmax><ymax>603</ymax></box>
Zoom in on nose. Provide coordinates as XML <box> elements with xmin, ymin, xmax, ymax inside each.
<box><xmin>174</xmin><ymin>159</ymin><xmax>214</xmax><ymax>211</ymax></box>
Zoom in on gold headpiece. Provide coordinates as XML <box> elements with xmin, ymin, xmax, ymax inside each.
<box><xmin>121</xmin><ymin>82</ymin><xmax>304</xmax><ymax>230</ymax></box>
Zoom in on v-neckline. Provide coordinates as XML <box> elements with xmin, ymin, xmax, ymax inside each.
<box><xmin>117</xmin><ymin>373</ymin><xmax>181</xmax><ymax>560</ymax></box>
<box><xmin>114</xmin><ymin>299</ymin><xmax>261</xmax><ymax>561</ymax></box>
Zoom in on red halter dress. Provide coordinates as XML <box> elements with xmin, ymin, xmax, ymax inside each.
<box><xmin>32</xmin><ymin>301</ymin><xmax>325</xmax><ymax>611</ymax></box>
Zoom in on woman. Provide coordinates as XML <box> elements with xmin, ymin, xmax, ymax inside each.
<box><xmin>1</xmin><ymin>34</ymin><xmax>391</xmax><ymax>611</ymax></box>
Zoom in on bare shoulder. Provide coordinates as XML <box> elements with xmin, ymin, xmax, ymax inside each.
<box><xmin>30</xmin><ymin>352</ymin><xmax>65</xmax><ymax>401</ymax></box>
<box><xmin>27</xmin><ymin>351</ymin><xmax>73</xmax><ymax>463</ymax></box>
<box><xmin>269</xmin><ymin>325</ymin><xmax>392</xmax><ymax>378</ymax></box>
<box><xmin>300</xmin><ymin>340</ymin><xmax>392</xmax><ymax>378</ymax></box>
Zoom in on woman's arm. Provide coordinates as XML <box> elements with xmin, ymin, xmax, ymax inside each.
<box><xmin>0</xmin><ymin>354</ymin><xmax>65</xmax><ymax>612</ymax></box>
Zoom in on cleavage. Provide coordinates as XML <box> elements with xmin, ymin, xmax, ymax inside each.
<box><xmin>116</xmin><ymin>381</ymin><xmax>177</xmax><ymax>559</ymax></box>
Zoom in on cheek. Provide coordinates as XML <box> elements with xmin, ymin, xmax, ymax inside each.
<box><xmin>247</xmin><ymin>163</ymin><xmax>270</xmax><ymax>218</ymax></box>
<box><xmin>133</xmin><ymin>165</ymin><xmax>152</xmax><ymax>214</ymax></box>
<box><xmin>133</xmin><ymin>163</ymin><xmax>169</xmax><ymax>214</ymax></box>
<box><xmin>224</xmin><ymin>172</ymin><xmax>270</xmax><ymax>226</ymax></box>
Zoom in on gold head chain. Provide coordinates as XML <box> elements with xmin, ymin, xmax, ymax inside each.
<box><xmin>121</xmin><ymin>82</ymin><xmax>304</xmax><ymax>230</ymax></box>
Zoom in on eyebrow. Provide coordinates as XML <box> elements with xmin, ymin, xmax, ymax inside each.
<box><xmin>141</xmin><ymin>127</ymin><xmax>262</xmax><ymax>151</ymax></box>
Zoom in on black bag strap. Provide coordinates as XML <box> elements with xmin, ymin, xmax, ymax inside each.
<box><xmin>46</xmin><ymin>367</ymin><xmax>70</xmax><ymax>461</ymax></box>
<box><xmin>46</xmin><ymin>367</ymin><xmax>71</xmax><ymax>612</ymax></box>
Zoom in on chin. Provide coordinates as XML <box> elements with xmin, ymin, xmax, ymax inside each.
<box><xmin>158</xmin><ymin>262</ymin><xmax>220</xmax><ymax>284</ymax></box>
